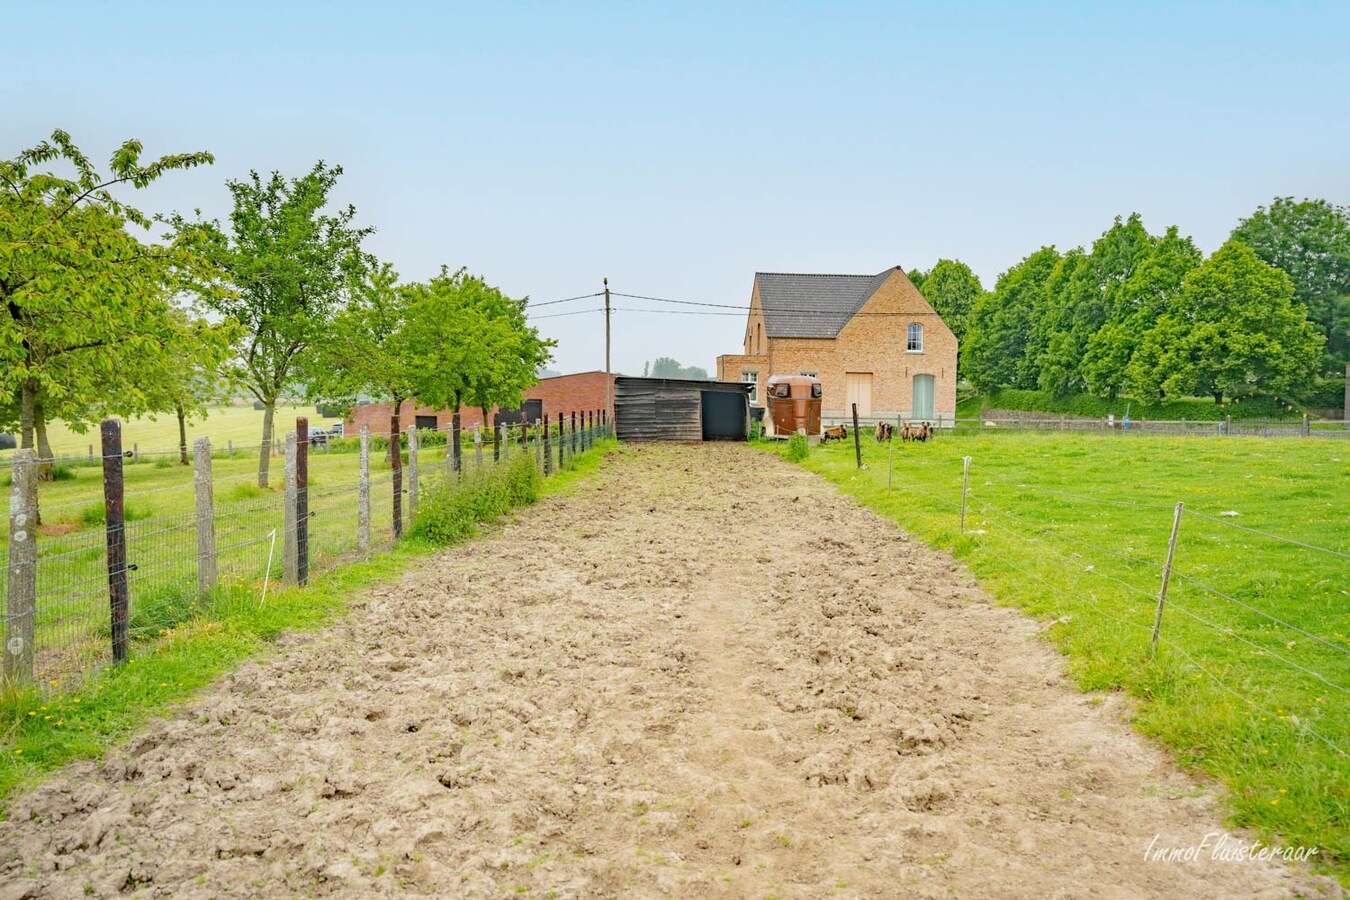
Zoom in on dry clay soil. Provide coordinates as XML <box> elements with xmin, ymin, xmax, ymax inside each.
<box><xmin>1</xmin><ymin>443</ymin><xmax>1340</xmax><ymax>899</ymax></box>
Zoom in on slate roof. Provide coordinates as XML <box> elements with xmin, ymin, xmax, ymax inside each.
<box><xmin>754</xmin><ymin>268</ymin><xmax>898</xmax><ymax>339</ymax></box>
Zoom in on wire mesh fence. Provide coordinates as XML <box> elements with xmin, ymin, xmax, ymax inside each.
<box><xmin>2</xmin><ymin>411</ymin><xmax>614</xmax><ymax>695</ymax></box>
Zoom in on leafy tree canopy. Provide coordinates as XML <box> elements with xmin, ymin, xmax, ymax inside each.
<box><xmin>171</xmin><ymin>161</ymin><xmax>372</xmax><ymax>485</ymax></box>
<box><xmin>1232</xmin><ymin>197</ymin><xmax>1350</xmax><ymax>372</ymax></box>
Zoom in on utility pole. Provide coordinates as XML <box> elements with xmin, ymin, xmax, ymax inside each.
<box><xmin>604</xmin><ymin>277</ymin><xmax>612</xmax><ymax>421</ymax></box>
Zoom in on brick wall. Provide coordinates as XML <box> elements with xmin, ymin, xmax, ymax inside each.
<box><xmin>715</xmin><ymin>354</ymin><xmax>769</xmax><ymax>405</ymax></box>
<box><xmin>734</xmin><ymin>269</ymin><xmax>958</xmax><ymax>424</ymax></box>
<box><xmin>346</xmin><ymin>371</ymin><xmax>616</xmax><ymax>435</ymax></box>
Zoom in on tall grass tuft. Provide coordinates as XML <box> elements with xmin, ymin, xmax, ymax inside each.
<box><xmin>783</xmin><ymin>431</ymin><xmax>810</xmax><ymax>462</ymax></box>
<box><xmin>411</xmin><ymin>453</ymin><xmax>540</xmax><ymax>545</ymax></box>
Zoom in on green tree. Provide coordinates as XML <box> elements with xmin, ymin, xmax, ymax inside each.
<box><xmin>906</xmin><ymin>267</ymin><xmax>928</xmax><ymax>290</ymax></box>
<box><xmin>400</xmin><ymin>268</ymin><xmax>554</xmax><ymax>425</ymax></box>
<box><xmin>302</xmin><ymin>261</ymin><xmax>418</xmax><ymax>458</ymax></box>
<box><xmin>963</xmin><ymin>247</ymin><xmax>1060</xmax><ymax>392</ymax></box>
<box><xmin>1161</xmin><ymin>241</ymin><xmax>1323</xmax><ymax>404</ymax></box>
<box><xmin>917</xmin><ymin>259</ymin><xmax>982</xmax><ymax>344</ymax></box>
<box><xmin>1232</xmin><ymin>197</ymin><xmax>1350</xmax><ymax>372</ymax></box>
<box><xmin>173</xmin><ymin>162</ymin><xmax>371</xmax><ymax>486</ymax></box>
<box><xmin>0</xmin><ymin>130</ymin><xmax>225</xmax><ymax>485</ymax></box>
<box><xmin>648</xmin><ymin>357</ymin><xmax>709</xmax><ymax>380</ymax></box>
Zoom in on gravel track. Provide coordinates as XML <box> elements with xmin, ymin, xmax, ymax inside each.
<box><xmin>0</xmin><ymin>443</ymin><xmax>1337</xmax><ymax>898</ymax></box>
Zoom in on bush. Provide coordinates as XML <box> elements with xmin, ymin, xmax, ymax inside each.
<box><xmin>783</xmin><ymin>432</ymin><xmax>810</xmax><ymax>462</ymax></box>
<box><xmin>411</xmin><ymin>453</ymin><xmax>540</xmax><ymax>545</ymax></box>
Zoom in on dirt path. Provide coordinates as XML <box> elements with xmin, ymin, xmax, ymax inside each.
<box><xmin>0</xmin><ymin>444</ymin><xmax>1338</xmax><ymax>898</ymax></box>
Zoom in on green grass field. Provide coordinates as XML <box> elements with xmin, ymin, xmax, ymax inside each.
<box><xmin>0</xmin><ymin>404</ymin><xmax>333</xmax><ymax>461</ymax></box>
<box><xmin>766</xmin><ymin>430</ymin><xmax>1349</xmax><ymax>880</ymax></box>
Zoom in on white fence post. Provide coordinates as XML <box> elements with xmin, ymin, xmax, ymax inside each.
<box><xmin>194</xmin><ymin>437</ymin><xmax>216</xmax><ymax>599</ymax></box>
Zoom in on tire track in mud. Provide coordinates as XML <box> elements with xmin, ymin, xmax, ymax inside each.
<box><xmin>0</xmin><ymin>443</ymin><xmax>1338</xmax><ymax>898</ymax></box>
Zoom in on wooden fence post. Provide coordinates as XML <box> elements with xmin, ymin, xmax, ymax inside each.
<box><xmin>407</xmin><ymin>426</ymin><xmax>419</xmax><ymax>519</ymax></box>
<box><xmin>444</xmin><ymin>422</ymin><xmax>454</xmax><ymax>479</ymax></box>
<box><xmin>571</xmin><ymin>411</ymin><xmax>578</xmax><ymax>457</ymax></box>
<box><xmin>1150</xmin><ymin>502</ymin><xmax>1184</xmax><ymax>656</ymax></box>
<box><xmin>452</xmin><ymin>412</ymin><xmax>462</xmax><ymax>475</ymax></box>
<box><xmin>4</xmin><ymin>449</ymin><xmax>37</xmax><ymax>686</ymax></box>
<box><xmin>1302</xmin><ymin>413</ymin><xmax>1310</xmax><ymax>437</ymax></box>
<box><xmin>536</xmin><ymin>418</ymin><xmax>544</xmax><ymax>472</ymax></box>
<box><xmin>227</xmin><ymin>439</ymin><xmax>233</xmax><ymax>458</ymax></box>
<box><xmin>194</xmin><ymin>437</ymin><xmax>216</xmax><ymax>600</ymax></box>
<box><xmin>474</xmin><ymin>424</ymin><xmax>483</xmax><ymax>467</ymax></box>
<box><xmin>296</xmin><ymin>417</ymin><xmax>310</xmax><ymax>585</ymax></box>
<box><xmin>502</xmin><ymin>420</ymin><xmax>510</xmax><ymax>460</ymax></box>
<box><xmin>101</xmin><ymin>419</ymin><xmax>130</xmax><ymax>664</ymax></box>
<box><xmin>558</xmin><ymin>413</ymin><xmax>565</xmax><ymax>469</ymax></box>
<box><xmin>284</xmin><ymin>431</ymin><xmax>298</xmax><ymax>586</ymax></box>
<box><xmin>493</xmin><ymin>414</ymin><xmax>501</xmax><ymax>463</ymax></box>
<box><xmin>390</xmin><ymin>422</ymin><xmax>402</xmax><ymax>542</ymax></box>
<box><xmin>358</xmin><ymin>425</ymin><xmax>371</xmax><ymax>553</ymax></box>
<box><xmin>544</xmin><ymin>414</ymin><xmax>553</xmax><ymax>476</ymax></box>
<box><xmin>851</xmin><ymin>403</ymin><xmax>862</xmax><ymax>469</ymax></box>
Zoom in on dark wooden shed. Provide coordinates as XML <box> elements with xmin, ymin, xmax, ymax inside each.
<box><xmin>613</xmin><ymin>377</ymin><xmax>752</xmax><ymax>442</ymax></box>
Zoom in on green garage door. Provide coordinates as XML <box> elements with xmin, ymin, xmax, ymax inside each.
<box><xmin>912</xmin><ymin>374</ymin><xmax>935</xmax><ymax>420</ymax></box>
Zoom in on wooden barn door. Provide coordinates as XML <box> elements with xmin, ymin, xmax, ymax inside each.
<box><xmin>845</xmin><ymin>372</ymin><xmax>873</xmax><ymax>416</ymax></box>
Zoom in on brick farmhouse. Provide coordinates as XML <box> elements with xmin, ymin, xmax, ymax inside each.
<box><xmin>716</xmin><ymin>268</ymin><xmax>958</xmax><ymax>425</ymax></box>
<box><xmin>347</xmin><ymin>371</ymin><xmax>615</xmax><ymax>436</ymax></box>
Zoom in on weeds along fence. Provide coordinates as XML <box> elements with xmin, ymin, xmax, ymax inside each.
<box><xmin>831</xmin><ymin>433</ymin><xmax>1348</xmax><ymax>762</ymax></box>
<box><xmin>1</xmin><ymin>409</ymin><xmax>613</xmax><ymax>695</ymax></box>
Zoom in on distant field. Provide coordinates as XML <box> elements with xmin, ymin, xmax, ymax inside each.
<box><xmin>769</xmin><ymin>430</ymin><xmax>1349</xmax><ymax>879</ymax></box>
<box><xmin>0</xmin><ymin>405</ymin><xmax>342</xmax><ymax>460</ymax></box>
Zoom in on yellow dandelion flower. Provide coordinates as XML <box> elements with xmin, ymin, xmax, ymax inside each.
<box><xmin>1271</xmin><ymin>799</ymin><xmax>1280</xmax><ymax>806</ymax></box>
<box><xmin>13</xmin><ymin>749</ymin><xmax>21</xmax><ymax>755</ymax></box>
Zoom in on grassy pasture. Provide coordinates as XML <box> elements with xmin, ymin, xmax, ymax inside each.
<box><xmin>770</xmin><ymin>430</ymin><xmax>1348</xmax><ymax>879</ymax></box>
<box><xmin>0</xmin><ymin>404</ymin><xmax>333</xmax><ymax>461</ymax></box>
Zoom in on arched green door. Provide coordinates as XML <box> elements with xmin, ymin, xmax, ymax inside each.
<box><xmin>912</xmin><ymin>374</ymin><xmax>935</xmax><ymax>420</ymax></box>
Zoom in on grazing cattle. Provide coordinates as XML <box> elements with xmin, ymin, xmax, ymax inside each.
<box><xmin>821</xmin><ymin>424</ymin><xmax>848</xmax><ymax>442</ymax></box>
<box><xmin>873</xmin><ymin>421</ymin><xmax>893</xmax><ymax>442</ymax></box>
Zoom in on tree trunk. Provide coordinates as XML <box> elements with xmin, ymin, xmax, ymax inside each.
<box><xmin>33</xmin><ymin>397</ymin><xmax>54</xmax><ymax>482</ymax></box>
<box><xmin>19</xmin><ymin>379</ymin><xmax>35</xmax><ymax>452</ymax></box>
<box><xmin>19</xmin><ymin>379</ymin><xmax>42</xmax><ymax>525</ymax></box>
<box><xmin>176</xmin><ymin>402</ymin><xmax>189</xmax><ymax>465</ymax></box>
<box><xmin>258</xmin><ymin>400</ymin><xmax>275</xmax><ymax>488</ymax></box>
<box><xmin>1213</xmin><ymin>391</ymin><xmax>1223</xmax><ymax>404</ymax></box>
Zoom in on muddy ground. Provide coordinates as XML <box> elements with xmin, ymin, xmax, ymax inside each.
<box><xmin>0</xmin><ymin>444</ymin><xmax>1338</xmax><ymax>898</ymax></box>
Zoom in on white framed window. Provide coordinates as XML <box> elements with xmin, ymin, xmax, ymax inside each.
<box><xmin>742</xmin><ymin>369</ymin><xmax>759</xmax><ymax>403</ymax></box>
<box><xmin>907</xmin><ymin>323</ymin><xmax>923</xmax><ymax>353</ymax></box>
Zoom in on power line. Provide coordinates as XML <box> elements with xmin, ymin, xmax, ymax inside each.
<box><xmin>526</xmin><ymin>291</ymin><xmax>603</xmax><ymax>309</ymax></box>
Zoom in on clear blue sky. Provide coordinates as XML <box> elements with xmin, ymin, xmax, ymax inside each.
<box><xmin>6</xmin><ymin>1</ymin><xmax>1348</xmax><ymax>377</ymax></box>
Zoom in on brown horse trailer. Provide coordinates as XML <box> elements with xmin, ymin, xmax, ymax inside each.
<box><xmin>762</xmin><ymin>374</ymin><xmax>822</xmax><ymax>438</ymax></box>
